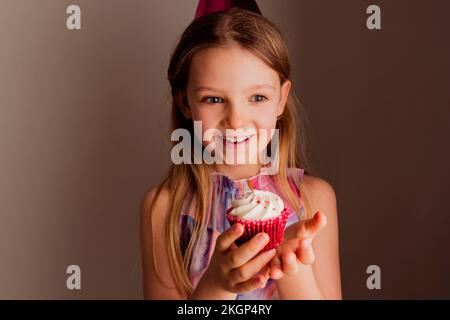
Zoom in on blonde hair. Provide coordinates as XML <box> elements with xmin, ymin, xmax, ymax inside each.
<box><xmin>149</xmin><ymin>8</ymin><xmax>316</xmax><ymax>297</ymax></box>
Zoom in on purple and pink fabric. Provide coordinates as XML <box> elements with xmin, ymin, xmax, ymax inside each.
<box><xmin>180</xmin><ymin>167</ymin><xmax>306</xmax><ymax>299</ymax></box>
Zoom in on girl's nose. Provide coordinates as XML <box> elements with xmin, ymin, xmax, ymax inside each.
<box><xmin>223</xmin><ymin>102</ymin><xmax>247</xmax><ymax>129</ymax></box>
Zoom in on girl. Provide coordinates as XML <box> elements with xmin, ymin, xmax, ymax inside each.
<box><xmin>140</xmin><ymin>7</ymin><xmax>341</xmax><ymax>300</ymax></box>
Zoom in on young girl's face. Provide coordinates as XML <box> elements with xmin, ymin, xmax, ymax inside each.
<box><xmin>182</xmin><ymin>43</ymin><xmax>291</xmax><ymax>168</ymax></box>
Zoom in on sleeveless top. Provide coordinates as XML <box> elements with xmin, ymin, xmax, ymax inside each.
<box><xmin>179</xmin><ymin>167</ymin><xmax>306</xmax><ymax>299</ymax></box>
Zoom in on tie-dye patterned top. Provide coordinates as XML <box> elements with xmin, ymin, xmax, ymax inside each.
<box><xmin>180</xmin><ymin>167</ymin><xmax>306</xmax><ymax>300</ymax></box>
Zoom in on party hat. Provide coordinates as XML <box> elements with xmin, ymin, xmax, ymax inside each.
<box><xmin>195</xmin><ymin>0</ymin><xmax>261</xmax><ymax>18</ymax></box>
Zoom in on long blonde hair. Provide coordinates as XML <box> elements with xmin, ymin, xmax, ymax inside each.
<box><xmin>149</xmin><ymin>7</ymin><xmax>316</xmax><ymax>297</ymax></box>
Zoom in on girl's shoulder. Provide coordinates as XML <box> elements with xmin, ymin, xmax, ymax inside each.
<box><xmin>302</xmin><ymin>174</ymin><xmax>335</xmax><ymax>196</ymax></box>
<box><xmin>140</xmin><ymin>185</ymin><xmax>171</xmax><ymax>223</ymax></box>
<box><xmin>286</xmin><ymin>167</ymin><xmax>335</xmax><ymax>199</ymax></box>
<box><xmin>300</xmin><ymin>173</ymin><xmax>337</xmax><ymax>215</ymax></box>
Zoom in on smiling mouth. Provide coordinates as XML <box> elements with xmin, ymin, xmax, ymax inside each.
<box><xmin>222</xmin><ymin>134</ymin><xmax>255</xmax><ymax>145</ymax></box>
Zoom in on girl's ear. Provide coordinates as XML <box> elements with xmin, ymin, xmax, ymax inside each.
<box><xmin>175</xmin><ymin>90</ymin><xmax>192</xmax><ymax>119</ymax></box>
<box><xmin>277</xmin><ymin>80</ymin><xmax>292</xmax><ymax>117</ymax></box>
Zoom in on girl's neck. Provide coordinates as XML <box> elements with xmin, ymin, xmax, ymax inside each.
<box><xmin>213</xmin><ymin>163</ymin><xmax>263</xmax><ymax>181</ymax></box>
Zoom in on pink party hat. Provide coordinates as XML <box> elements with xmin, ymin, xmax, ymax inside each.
<box><xmin>195</xmin><ymin>0</ymin><xmax>261</xmax><ymax>19</ymax></box>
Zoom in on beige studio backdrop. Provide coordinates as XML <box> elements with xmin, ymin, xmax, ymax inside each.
<box><xmin>0</xmin><ymin>0</ymin><xmax>449</xmax><ymax>299</ymax></box>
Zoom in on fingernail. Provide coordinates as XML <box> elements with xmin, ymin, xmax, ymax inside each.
<box><xmin>233</xmin><ymin>224</ymin><xmax>241</xmax><ymax>233</ymax></box>
<box><xmin>287</xmin><ymin>254</ymin><xmax>296</xmax><ymax>264</ymax></box>
<box><xmin>258</xmin><ymin>234</ymin><xmax>269</xmax><ymax>243</ymax></box>
<box><xmin>265</xmin><ymin>248</ymin><xmax>276</xmax><ymax>255</ymax></box>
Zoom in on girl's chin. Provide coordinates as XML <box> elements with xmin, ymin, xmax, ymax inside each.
<box><xmin>220</xmin><ymin>158</ymin><xmax>259</xmax><ymax>166</ymax></box>
<box><xmin>213</xmin><ymin>152</ymin><xmax>260</xmax><ymax>166</ymax></box>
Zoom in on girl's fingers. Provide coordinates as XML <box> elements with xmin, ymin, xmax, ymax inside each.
<box><xmin>225</xmin><ymin>232</ymin><xmax>270</xmax><ymax>268</ymax></box>
<box><xmin>269</xmin><ymin>254</ymin><xmax>284</xmax><ymax>279</ymax></box>
<box><xmin>299</xmin><ymin>211</ymin><xmax>327</xmax><ymax>238</ymax></box>
<box><xmin>216</xmin><ymin>223</ymin><xmax>244</xmax><ymax>252</ymax></box>
<box><xmin>259</xmin><ymin>275</ymin><xmax>269</xmax><ymax>289</ymax></box>
<box><xmin>297</xmin><ymin>238</ymin><xmax>315</xmax><ymax>265</ymax></box>
<box><xmin>293</xmin><ymin>211</ymin><xmax>327</xmax><ymax>239</ymax></box>
<box><xmin>229</xmin><ymin>248</ymin><xmax>276</xmax><ymax>283</ymax></box>
<box><xmin>258</xmin><ymin>265</ymin><xmax>271</xmax><ymax>288</ymax></box>
<box><xmin>261</xmin><ymin>264</ymin><xmax>270</xmax><ymax>278</ymax></box>
<box><xmin>281</xmin><ymin>252</ymin><xmax>300</xmax><ymax>276</ymax></box>
<box><xmin>233</xmin><ymin>273</ymin><xmax>268</xmax><ymax>293</ymax></box>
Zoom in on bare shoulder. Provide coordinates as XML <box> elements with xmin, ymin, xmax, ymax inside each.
<box><xmin>302</xmin><ymin>174</ymin><xmax>337</xmax><ymax>203</ymax></box>
<box><xmin>301</xmin><ymin>174</ymin><xmax>337</xmax><ymax>215</ymax></box>
<box><xmin>141</xmin><ymin>185</ymin><xmax>171</xmax><ymax>211</ymax></box>
<box><xmin>140</xmin><ymin>185</ymin><xmax>171</xmax><ymax>222</ymax></box>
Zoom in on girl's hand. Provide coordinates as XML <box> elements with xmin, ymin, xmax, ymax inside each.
<box><xmin>269</xmin><ymin>211</ymin><xmax>327</xmax><ymax>279</ymax></box>
<box><xmin>199</xmin><ymin>223</ymin><xmax>277</xmax><ymax>295</ymax></box>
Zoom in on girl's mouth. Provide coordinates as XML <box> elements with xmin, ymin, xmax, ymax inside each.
<box><xmin>222</xmin><ymin>134</ymin><xmax>255</xmax><ymax>146</ymax></box>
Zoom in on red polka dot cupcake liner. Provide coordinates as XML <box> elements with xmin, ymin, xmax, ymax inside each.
<box><xmin>226</xmin><ymin>206</ymin><xmax>291</xmax><ymax>251</ymax></box>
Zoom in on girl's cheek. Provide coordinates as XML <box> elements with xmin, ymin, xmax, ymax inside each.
<box><xmin>194</xmin><ymin>113</ymin><xmax>220</xmax><ymax>130</ymax></box>
<box><xmin>202</xmin><ymin>130</ymin><xmax>220</xmax><ymax>149</ymax></box>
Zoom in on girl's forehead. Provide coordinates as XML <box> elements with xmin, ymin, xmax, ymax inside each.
<box><xmin>191</xmin><ymin>44</ymin><xmax>262</xmax><ymax>66</ymax></box>
<box><xmin>188</xmin><ymin>45</ymin><xmax>279</xmax><ymax>90</ymax></box>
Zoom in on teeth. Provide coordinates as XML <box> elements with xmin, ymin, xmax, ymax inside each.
<box><xmin>224</xmin><ymin>135</ymin><xmax>252</xmax><ymax>143</ymax></box>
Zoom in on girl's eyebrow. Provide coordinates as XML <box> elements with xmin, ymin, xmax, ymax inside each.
<box><xmin>194</xmin><ymin>84</ymin><xmax>275</xmax><ymax>93</ymax></box>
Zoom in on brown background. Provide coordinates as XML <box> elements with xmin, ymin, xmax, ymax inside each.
<box><xmin>0</xmin><ymin>0</ymin><xmax>449</xmax><ymax>299</ymax></box>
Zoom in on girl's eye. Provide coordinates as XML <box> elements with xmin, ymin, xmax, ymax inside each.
<box><xmin>202</xmin><ymin>95</ymin><xmax>267</xmax><ymax>104</ymax></box>
<box><xmin>251</xmin><ymin>95</ymin><xmax>267</xmax><ymax>103</ymax></box>
<box><xmin>203</xmin><ymin>96</ymin><xmax>224</xmax><ymax>104</ymax></box>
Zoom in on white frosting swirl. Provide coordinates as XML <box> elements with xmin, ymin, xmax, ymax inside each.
<box><xmin>228</xmin><ymin>189</ymin><xmax>284</xmax><ymax>220</ymax></box>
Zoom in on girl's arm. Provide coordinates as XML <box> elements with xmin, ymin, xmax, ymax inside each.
<box><xmin>140</xmin><ymin>187</ymin><xmax>187</xmax><ymax>299</ymax></box>
<box><xmin>275</xmin><ymin>176</ymin><xmax>342</xmax><ymax>299</ymax></box>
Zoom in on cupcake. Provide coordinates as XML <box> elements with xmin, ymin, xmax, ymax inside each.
<box><xmin>226</xmin><ymin>189</ymin><xmax>290</xmax><ymax>251</ymax></box>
